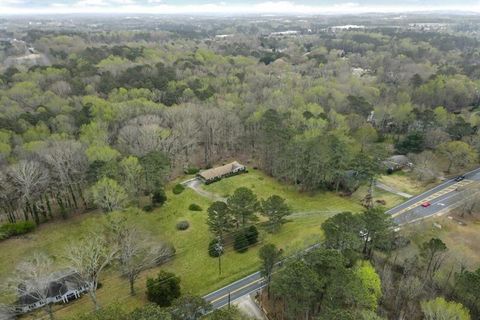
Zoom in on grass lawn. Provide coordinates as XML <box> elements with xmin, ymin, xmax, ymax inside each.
<box><xmin>351</xmin><ymin>185</ymin><xmax>405</xmax><ymax>209</ymax></box>
<box><xmin>378</xmin><ymin>171</ymin><xmax>433</xmax><ymax>195</ymax></box>
<box><xmin>1</xmin><ymin>170</ymin><xmax>363</xmax><ymax>319</ymax></box>
<box><xmin>204</xmin><ymin>169</ymin><xmax>361</xmax><ymax>213</ymax></box>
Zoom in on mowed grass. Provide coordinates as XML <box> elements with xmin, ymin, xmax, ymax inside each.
<box><xmin>351</xmin><ymin>185</ymin><xmax>405</xmax><ymax>209</ymax></box>
<box><xmin>1</xmin><ymin>170</ymin><xmax>363</xmax><ymax>319</ymax></box>
<box><xmin>204</xmin><ymin>169</ymin><xmax>362</xmax><ymax>213</ymax></box>
<box><xmin>378</xmin><ymin>171</ymin><xmax>432</xmax><ymax>195</ymax></box>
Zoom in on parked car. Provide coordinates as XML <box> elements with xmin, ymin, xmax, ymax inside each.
<box><xmin>421</xmin><ymin>201</ymin><xmax>431</xmax><ymax>207</ymax></box>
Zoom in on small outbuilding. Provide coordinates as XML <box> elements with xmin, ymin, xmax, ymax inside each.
<box><xmin>197</xmin><ymin>161</ymin><xmax>246</xmax><ymax>184</ymax></box>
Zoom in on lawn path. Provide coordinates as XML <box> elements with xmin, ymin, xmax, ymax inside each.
<box><xmin>375</xmin><ymin>181</ymin><xmax>413</xmax><ymax>198</ymax></box>
<box><xmin>184</xmin><ymin>177</ymin><xmax>227</xmax><ymax>202</ymax></box>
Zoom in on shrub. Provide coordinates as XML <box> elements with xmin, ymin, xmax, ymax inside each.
<box><xmin>172</xmin><ymin>184</ymin><xmax>185</xmax><ymax>195</ymax></box>
<box><xmin>146</xmin><ymin>271</ymin><xmax>181</xmax><ymax>307</ymax></box>
<box><xmin>176</xmin><ymin>220</ymin><xmax>190</xmax><ymax>231</ymax></box>
<box><xmin>0</xmin><ymin>231</ymin><xmax>8</xmax><ymax>241</ymax></box>
<box><xmin>0</xmin><ymin>221</ymin><xmax>36</xmax><ymax>240</ymax></box>
<box><xmin>208</xmin><ymin>239</ymin><xmax>224</xmax><ymax>257</ymax></box>
<box><xmin>143</xmin><ymin>204</ymin><xmax>154</xmax><ymax>212</ymax></box>
<box><xmin>245</xmin><ymin>225</ymin><xmax>259</xmax><ymax>245</ymax></box>
<box><xmin>188</xmin><ymin>203</ymin><xmax>202</xmax><ymax>211</ymax></box>
<box><xmin>233</xmin><ymin>233</ymin><xmax>249</xmax><ymax>253</ymax></box>
<box><xmin>152</xmin><ymin>188</ymin><xmax>167</xmax><ymax>206</ymax></box>
<box><xmin>184</xmin><ymin>167</ymin><xmax>199</xmax><ymax>175</ymax></box>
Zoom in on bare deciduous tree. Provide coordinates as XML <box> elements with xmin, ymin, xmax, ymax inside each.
<box><xmin>458</xmin><ymin>183</ymin><xmax>480</xmax><ymax>217</ymax></box>
<box><xmin>8</xmin><ymin>160</ymin><xmax>49</xmax><ymax>223</ymax></box>
<box><xmin>410</xmin><ymin>151</ymin><xmax>440</xmax><ymax>183</ymax></box>
<box><xmin>106</xmin><ymin>216</ymin><xmax>175</xmax><ymax>295</ymax></box>
<box><xmin>115</xmin><ymin>225</ymin><xmax>174</xmax><ymax>295</ymax></box>
<box><xmin>37</xmin><ymin>140</ymin><xmax>88</xmax><ymax>209</ymax></box>
<box><xmin>64</xmin><ymin>232</ymin><xmax>117</xmax><ymax>310</ymax></box>
<box><xmin>5</xmin><ymin>253</ymin><xmax>56</xmax><ymax>320</ymax></box>
<box><xmin>117</xmin><ymin>115</ymin><xmax>174</xmax><ymax>157</ymax></box>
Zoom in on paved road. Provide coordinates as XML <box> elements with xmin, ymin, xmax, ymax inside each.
<box><xmin>203</xmin><ymin>272</ymin><xmax>265</xmax><ymax>309</ymax></box>
<box><xmin>203</xmin><ymin>167</ymin><xmax>480</xmax><ymax>312</ymax></box>
<box><xmin>387</xmin><ymin>167</ymin><xmax>480</xmax><ymax>225</ymax></box>
<box><xmin>203</xmin><ymin>243</ymin><xmax>321</xmax><ymax>309</ymax></box>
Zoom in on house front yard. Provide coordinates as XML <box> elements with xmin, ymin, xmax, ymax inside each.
<box><xmin>1</xmin><ymin>170</ymin><xmax>363</xmax><ymax>319</ymax></box>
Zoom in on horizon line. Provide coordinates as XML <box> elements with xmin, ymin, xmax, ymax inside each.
<box><xmin>1</xmin><ymin>2</ymin><xmax>480</xmax><ymax>16</ymax></box>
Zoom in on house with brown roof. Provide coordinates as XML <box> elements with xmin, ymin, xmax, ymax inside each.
<box><xmin>197</xmin><ymin>161</ymin><xmax>246</xmax><ymax>184</ymax></box>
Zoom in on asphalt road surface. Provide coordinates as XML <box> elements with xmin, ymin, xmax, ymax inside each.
<box><xmin>204</xmin><ymin>167</ymin><xmax>480</xmax><ymax>310</ymax></box>
<box><xmin>387</xmin><ymin>167</ymin><xmax>480</xmax><ymax>225</ymax></box>
<box><xmin>203</xmin><ymin>243</ymin><xmax>321</xmax><ymax>309</ymax></box>
<box><xmin>203</xmin><ymin>271</ymin><xmax>265</xmax><ymax>310</ymax></box>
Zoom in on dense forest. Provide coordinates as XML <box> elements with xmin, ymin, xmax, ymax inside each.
<box><xmin>1</xmin><ymin>14</ymin><xmax>480</xmax><ymax>320</ymax></box>
<box><xmin>1</xmin><ymin>16</ymin><xmax>480</xmax><ymax>225</ymax></box>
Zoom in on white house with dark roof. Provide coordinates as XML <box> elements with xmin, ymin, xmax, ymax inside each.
<box><xmin>14</xmin><ymin>271</ymin><xmax>90</xmax><ymax>314</ymax></box>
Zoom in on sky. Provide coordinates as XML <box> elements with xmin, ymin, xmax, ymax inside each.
<box><xmin>1</xmin><ymin>0</ymin><xmax>480</xmax><ymax>15</ymax></box>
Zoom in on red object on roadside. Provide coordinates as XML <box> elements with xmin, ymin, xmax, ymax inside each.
<box><xmin>421</xmin><ymin>201</ymin><xmax>431</xmax><ymax>207</ymax></box>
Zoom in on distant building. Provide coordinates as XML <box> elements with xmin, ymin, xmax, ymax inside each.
<box><xmin>330</xmin><ymin>25</ymin><xmax>365</xmax><ymax>32</ymax></box>
<box><xmin>197</xmin><ymin>161</ymin><xmax>246</xmax><ymax>184</ymax></box>
<box><xmin>214</xmin><ymin>34</ymin><xmax>233</xmax><ymax>39</ymax></box>
<box><xmin>269</xmin><ymin>30</ymin><xmax>299</xmax><ymax>37</ymax></box>
<box><xmin>14</xmin><ymin>271</ymin><xmax>90</xmax><ymax>314</ymax></box>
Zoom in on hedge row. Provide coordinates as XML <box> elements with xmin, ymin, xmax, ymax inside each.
<box><xmin>0</xmin><ymin>221</ymin><xmax>36</xmax><ymax>241</ymax></box>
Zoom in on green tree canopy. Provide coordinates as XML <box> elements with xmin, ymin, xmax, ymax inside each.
<box><xmin>259</xmin><ymin>195</ymin><xmax>291</xmax><ymax>233</ymax></box>
<box><xmin>146</xmin><ymin>271</ymin><xmax>181</xmax><ymax>307</ymax></box>
<box><xmin>421</xmin><ymin>297</ymin><xmax>471</xmax><ymax>320</ymax></box>
<box><xmin>227</xmin><ymin>187</ymin><xmax>258</xmax><ymax>228</ymax></box>
<box><xmin>89</xmin><ymin>177</ymin><xmax>128</xmax><ymax>212</ymax></box>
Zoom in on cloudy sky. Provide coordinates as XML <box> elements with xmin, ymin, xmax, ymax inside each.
<box><xmin>1</xmin><ymin>0</ymin><xmax>480</xmax><ymax>15</ymax></box>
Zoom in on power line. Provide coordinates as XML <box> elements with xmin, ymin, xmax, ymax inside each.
<box><xmin>32</xmin><ymin>223</ymin><xmax>324</xmax><ymax>318</ymax></box>
<box><xmin>8</xmin><ymin>204</ymin><xmax>332</xmax><ymax>319</ymax></box>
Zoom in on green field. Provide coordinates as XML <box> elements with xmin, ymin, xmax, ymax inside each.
<box><xmin>203</xmin><ymin>169</ymin><xmax>362</xmax><ymax>213</ymax></box>
<box><xmin>2</xmin><ymin>170</ymin><xmax>364</xmax><ymax>319</ymax></box>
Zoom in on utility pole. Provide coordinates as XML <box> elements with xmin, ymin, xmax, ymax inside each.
<box><xmin>215</xmin><ymin>237</ymin><xmax>224</xmax><ymax>275</ymax></box>
<box><xmin>228</xmin><ymin>291</ymin><xmax>231</xmax><ymax>308</ymax></box>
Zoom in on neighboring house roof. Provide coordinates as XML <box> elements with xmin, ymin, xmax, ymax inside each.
<box><xmin>198</xmin><ymin>161</ymin><xmax>245</xmax><ymax>181</ymax></box>
<box><xmin>16</xmin><ymin>271</ymin><xmax>88</xmax><ymax>307</ymax></box>
<box><xmin>383</xmin><ymin>155</ymin><xmax>413</xmax><ymax>170</ymax></box>
<box><xmin>387</xmin><ymin>155</ymin><xmax>411</xmax><ymax>166</ymax></box>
